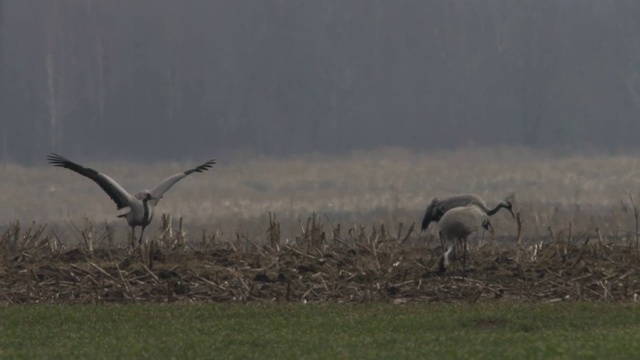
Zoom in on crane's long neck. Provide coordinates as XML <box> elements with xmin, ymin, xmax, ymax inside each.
<box><xmin>142</xmin><ymin>197</ymin><xmax>152</xmax><ymax>223</ymax></box>
<box><xmin>421</xmin><ymin>212</ymin><xmax>432</xmax><ymax>231</ymax></box>
<box><xmin>484</xmin><ymin>202</ymin><xmax>507</xmax><ymax>216</ymax></box>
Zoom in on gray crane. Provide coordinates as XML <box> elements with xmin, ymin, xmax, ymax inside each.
<box><xmin>421</xmin><ymin>193</ymin><xmax>514</xmax><ymax>232</ymax></box>
<box><xmin>47</xmin><ymin>153</ymin><xmax>215</xmax><ymax>247</ymax></box>
<box><xmin>421</xmin><ymin>193</ymin><xmax>514</xmax><ymax>261</ymax></box>
<box><xmin>437</xmin><ymin>204</ymin><xmax>493</xmax><ymax>273</ymax></box>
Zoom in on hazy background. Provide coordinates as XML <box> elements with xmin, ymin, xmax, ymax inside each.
<box><xmin>2</xmin><ymin>1</ymin><xmax>640</xmax><ymax>164</ymax></box>
<box><xmin>3</xmin><ymin>1</ymin><xmax>640</xmax><ymax>246</ymax></box>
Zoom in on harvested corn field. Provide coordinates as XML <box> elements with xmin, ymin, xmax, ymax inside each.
<box><xmin>2</xmin><ymin>212</ymin><xmax>639</xmax><ymax>305</ymax></box>
<box><xmin>3</xmin><ymin>149</ymin><xmax>640</xmax><ymax>305</ymax></box>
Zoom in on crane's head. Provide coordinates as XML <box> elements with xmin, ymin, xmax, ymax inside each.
<box><xmin>481</xmin><ymin>217</ymin><xmax>493</xmax><ymax>232</ymax></box>
<box><xmin>499</xmin><ymin>200</ymin><xmax>516</xmax><ymax>219</ymax></box>
<box><xmin>421</xmin><ymin>198</ymin><xmax>446</xmax><ymax>231</ymax></box>
<box><xmin>135</xmin><ymin>191</ymin><xmax>153</xmax><ymax>202</ymax></box>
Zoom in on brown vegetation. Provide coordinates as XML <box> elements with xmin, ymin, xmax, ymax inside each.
<box><xmin>4</xmin><ymin>147</ymin><xmax>640</xmax><ymax>237</ymax></box>
<box><xmin>2</xmin><ymin>149</ymin><xmax>640</xmax><ymax>304</ymax></box>
<box><xmin>2</xmin><ymin>212</ymin><xmax>639</xmax><ymax>305</ymax></box>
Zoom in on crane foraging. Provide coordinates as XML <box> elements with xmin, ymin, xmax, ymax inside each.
<box><xmin>437</xmin><ymin>204</ymin><xmax>493</xmax><ymax>273</ymax></box>
<box><xmin>47</xmin><ymin>153</ymin><xmax>215</xmax><ymax>247</ymax></box>
<box><xmin>421</xmin><ymin>193</ymin><xmax>515</xmax><ymax>232</ymax></box>
<box><xmin>421</xmin><ymin>193</ymin><xmax>514</xmax><ymax>262</ymax></box>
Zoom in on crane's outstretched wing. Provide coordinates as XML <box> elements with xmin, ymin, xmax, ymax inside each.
<box><xmin>47</xmin><ymin>152</ymin><xmax>135</xmax><ymax>209</ymax></box>
<box><xmin>149</xmin><ymin>159</ymin><xmax>216</xmax><ymax>205</ymax></box>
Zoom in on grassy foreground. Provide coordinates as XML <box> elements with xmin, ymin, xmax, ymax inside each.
<box><xmin>1</xmin><ymin>302</ymin><xmax>639</xmax><ymax>359</ymax></box>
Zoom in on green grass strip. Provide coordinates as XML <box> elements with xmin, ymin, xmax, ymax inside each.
<box><xmin>1</xmin><ymin>302</ymin><xmax>639</xmax><ymax>359</ymax></box>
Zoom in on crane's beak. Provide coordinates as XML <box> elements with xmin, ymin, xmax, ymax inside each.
<box><xmin>504</xmin><ymin>200</ymin><xmax>516</xmax><ymax>219</ymax></box>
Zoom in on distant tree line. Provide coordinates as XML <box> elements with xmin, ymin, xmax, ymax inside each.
<box><xmin>2</xmin><ymin>0</ymin><xmax>640</xmax><ymax>163</ymax></box>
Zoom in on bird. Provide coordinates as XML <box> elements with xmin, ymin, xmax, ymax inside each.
<box><xmin>437</xmin><ymin>204</ymin><xmax>493</xmax><ymax>273</ymax></box>
<box><xmin>47</xmin><ymin>152</ymin><xmax>215</xmax><ymax>247</ymax></box>
<box><xmin>421</xmin><ymin>193</ymin><xmax>514</xmax><ymax>259</ymax></box>
<box><xmin>421</xmin><ymin>193</ymin><xmax>515</xmax><ymax>232</ymax></box>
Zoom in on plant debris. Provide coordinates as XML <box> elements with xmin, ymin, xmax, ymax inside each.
<box><xmin>1</xmin><ymin>213</ymin><xmax>639</xmax><ymax>305</ymax></box>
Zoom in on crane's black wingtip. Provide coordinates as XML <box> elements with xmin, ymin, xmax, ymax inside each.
<box><xmin>46</xmin><ymin>152</ymin><xmax>68</xmax><ymax>166</ymax></box>
<box><xmin>46</xmin><ymin>152</ymin><xmax>59</xmax><ymax>160</ymax></box>
<box><xmin>186</xmin><ymin>159</ymin><xmax>216</xmax><ymax>174</ymax></box>
<box><xmin>197</xmin><ymin>159</ymin><xmax>216</xmax><ymax>172</ymax></box>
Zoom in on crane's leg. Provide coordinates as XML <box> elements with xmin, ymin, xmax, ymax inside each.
<box><xmin>440</xmin><ymin>240</ymin><xmax>454</xmax><ymax>273</ymax></box>
<box><xmin>456</xmin><ymin>238</ymin><xmax>464</xmax><ymax>259</ymax></box>
<box><xmin>130</xmin><ymin>227</ymin><xmax>137</xmax><ymax>249</ymax></box>
<box><xmin>138</xmin><ymin>225</ymin><xmax>147</xmax><ymax>246</ymax></box>
<box><xmin>461</xmin><ymin>237</ymin><xmax>468</xmax><ymax>276</ymax></box>
<box><xmin>452</xmin><ymin>237</ymin><xmax>464</xmax><ymax>261</ymax></box>
<box><xmin>438</xmin><ymin>230</ymin><xmax>445</xmax><ymax>250</ymax></box>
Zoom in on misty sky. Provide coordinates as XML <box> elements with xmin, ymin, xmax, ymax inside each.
<box><xmin>1</xmin><ymin>1</ymin><xmax>640</xmax><ymax>164</ymax></box>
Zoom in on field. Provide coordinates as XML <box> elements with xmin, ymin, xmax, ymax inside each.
<box><xmin>2</xmin><ymin>303</ymin><xmax>640</xmax><ymax>359</ymax></box>
<box><xmin>4</xmin><ymin>146</ymin><xmax>640</xmax><ymax>239</ymax></box>
<box><xmin>2</xmin><ymin>147</ymin><xmax>640</xmax><ymax>358</ymax></box>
